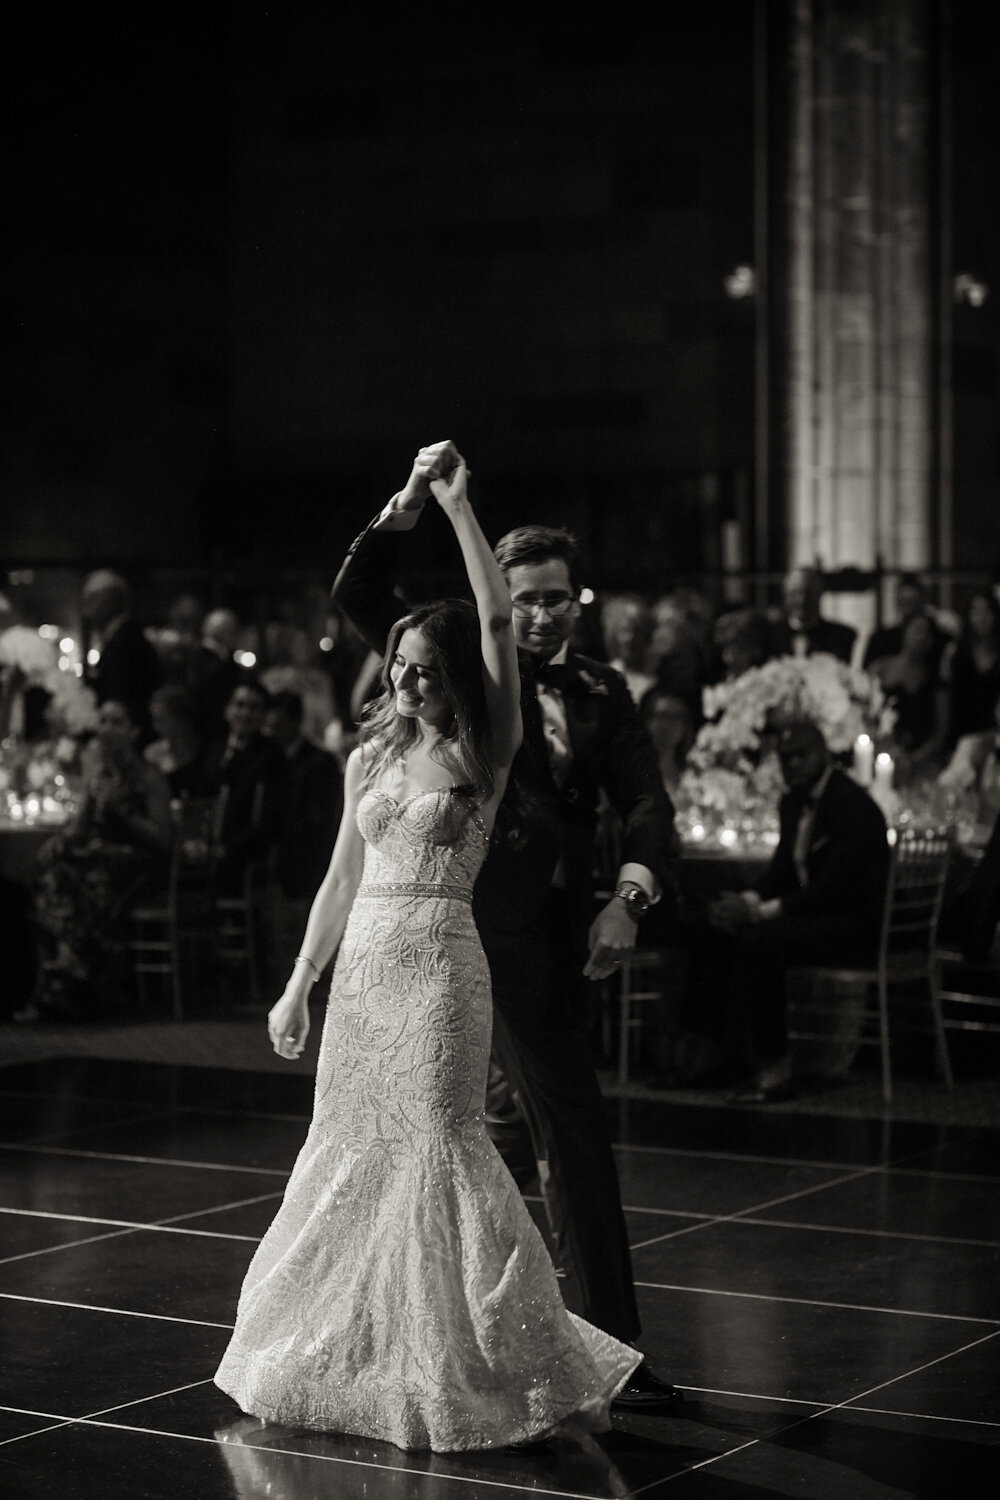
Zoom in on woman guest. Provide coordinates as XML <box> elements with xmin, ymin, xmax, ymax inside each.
<box><xmin>215</xmin><ymin>445</ymin><xmax>640</xmax><ymax>1451</ymax></box>
<box><xmin>15</xmin><ymin>699</ymin><xmax>171</xmax><ymax>1022</ymax></box>
<box><xmin>941</xmin><ymin>592</ymin><xmax>1000</xmax><ymax>750</ymax></box>
<box><xmin>869</xmin><ymin>612</ymin><xmax>950</xmax><ymax>785</ymax></box>
<box><xmin>144</xmin><ymin>684</ymin><xmax>206</xmax><ymax>798</ymax></box>
<box><xmin>638</xmin><ymin>685</ymin><xmax>697</xmax><ymax>798</ymax></box>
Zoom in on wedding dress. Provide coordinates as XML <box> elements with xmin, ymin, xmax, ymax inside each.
<box><xmin>215</xmin><ymin>785</ymin><xmax>639</xmax><ymax>1452</ymax></box>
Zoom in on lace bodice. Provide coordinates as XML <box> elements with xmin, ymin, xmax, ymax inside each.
<box><xmin>356</xmin><ymin>786</ymin><xmax>487</xmax><ymax>894</ymax></box>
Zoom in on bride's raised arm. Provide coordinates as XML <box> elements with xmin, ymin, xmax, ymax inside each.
<box><xmin>413</xmin><ymin>444</ymin><xmax>522</xmax><ymax>783</ymax></box>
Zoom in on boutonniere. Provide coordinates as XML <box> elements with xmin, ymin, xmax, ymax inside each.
<box><xmin>576</xmin><ymin>668</ymin><xmax>610</xmax><ymax>695</ymax></box>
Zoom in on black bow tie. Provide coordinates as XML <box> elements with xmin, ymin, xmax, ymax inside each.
<box><xmin>533</xmin><ymin>661</ymin><xmax>573</xmax><ymax>691</ymax></box>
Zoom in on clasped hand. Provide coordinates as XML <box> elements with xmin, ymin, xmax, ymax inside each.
<box><xmin>395</xmin><ymin>439</ymin><xmax>466</xmax><ymax>511</ymax></box>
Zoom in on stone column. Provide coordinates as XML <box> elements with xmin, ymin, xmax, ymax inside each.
<box><xmin>770</xmin><ymin>0</ymin><xmax>938</xmax><ymax>584</ymax></box>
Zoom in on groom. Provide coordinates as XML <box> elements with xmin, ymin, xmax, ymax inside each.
<box><xmin>332</xmin><ymin>441</ymin><xmax>681</xmax><ymax>1409</ymax></box>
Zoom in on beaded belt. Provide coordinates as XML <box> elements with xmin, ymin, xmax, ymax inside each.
<box><xmin>357</xmin><ymin>881</ymin><xmax>473</xmax><ymax>904</ymax></box>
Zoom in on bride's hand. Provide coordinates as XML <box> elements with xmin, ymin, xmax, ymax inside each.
<box><xmin>429</xmin><ymin>455</ymin><xmax>469</xmax><ymax>510</ymax></box>
<box><xmin>267</xmin><ymin>989</ymin><xmax>310</xmax><ymax>1061</ymax></box>
<box><xmin>397</xmin><ymin>439</ymin><xmax>464</xmax><ymax>509</ymax></box>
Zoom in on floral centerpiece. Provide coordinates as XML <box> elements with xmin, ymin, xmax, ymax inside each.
<box><xmin>0</xmin><ymin>625</ymin><xmax>99</xmax><ymax>823</ymax></box>
<box><xmin>675</xmin><ymin>653</ymin><xmax>895</xmax><ymax>847</ymax></box>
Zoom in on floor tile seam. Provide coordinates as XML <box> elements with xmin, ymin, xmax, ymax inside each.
<box><xmin>883</xmin><ymin>1165</ymin><xmax>1000</xmax><ymax>1185</ymax></box>
<box><xmin>0</xmin><ymin>1413</ymin><xmax>77</xmax><ymax>1447</ymax></box>
<box><xmin>630</xmin><ymin>1436</ymin><xmax>763</xmax><ymax>1493</ymax></box>
<box><xmin>0</xmin><ymin>1205</ymin><xmax>262</xmax><ymax>1245</ymax></box>
<box><xmin>845</xmin><ymin>1401</ymin><xmax>1000</xmax><ymax>1430</ymax></box>
<box><xmin>613</xmin><ymin>1142</ymin><xmax>885</xmax><ymax>1172</ymax></box>
<box><xmin>0</xmin><ymin>1223</ymin><xmax>141</xmax><ymax>1267</ymax></box>
<box><xmin>154</xmin><ymin>1190</ymin><xmax>285</xmax><ymax>1229</ymax></box>
<box><xmin>632</xmin><ymin>1277</ymin><xmax>1000</xmax><ymax>1325</ymax></box>
<box><xmin>624</xmin><ymin>1165</ymin><xmax>889</xmax><ymax>1248</ymax></box>
<box><xmin>714</xmin><ymin>1162</ymin><xmax>895</xmax><ymax>1220</ymax></box>
<box><xmin>0</xmin><ymin>1289</ymin><xmax>234</xmax><ymax>1330</ymax></box>
<box><xmin>730</xmin><ymin>1210</ymin><xmax>1000</xmax><ymax>1251</ymax></box>
<box><xmin>49</xmin><ymin>1417</ymin><xmax>605</xmax><ymax>1498</ymax></box>
<box><xmin>68</xmin><ymin>1377</ymin><xmax>218</xmax><ymax>1425</ymax></box>
<box><xmin>618</xmin><ymin>1143</ymin><xmax>1000</xmax><ymax>1186</ymax></box>
<box><xmin>818</xmin><ymin>1327</ymin><xmax>1000</xmax><ymax>1416</ymax></box>
<box><xmin>0</xmin><ymin>1142</ymin><xmax>290</xmax><ymax>1177</ymax></box>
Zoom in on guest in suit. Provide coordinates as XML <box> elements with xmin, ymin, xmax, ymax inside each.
<box><xmin>708</xmin><ymin>720</ymin><xmax>889</xmax><ymax>1100</ymax></box>
<box><xmin>264</xmin><ymin>689</ymin><xmax>343</xmax><ymax>901</ymax></box>
<box><xmin>191</xmin><ymin>608</ymin><xmax>247</xmax><ymax>743</ymax></box>
<box><xmin>199</xmin><ymin>680</ymin><xmax>290</xmax><ymax>893</ymax></box>
<box><xmin>769</xmin><ymin>567</ymin><xmax>857</xmax><ymax>664</ymax></box>
<box><xmin>331</xmin><ymin>440</ymin><xmax>681</xmax><ymax>1410</ymax></box>
<box><xmin>862</xmin><ymin>573</ymin><xmax>939</xmax><ymax>669</ymax></box>
<box><xmin>81</xmin><ymin>570</ymin><xmax>163</xmax><ymax>744</ymax></box>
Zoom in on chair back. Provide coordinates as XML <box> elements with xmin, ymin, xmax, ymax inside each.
<box><xmin>880</xmin><ymin>830</ymin><xmax>951</xmax><ymax>976</ymax></box>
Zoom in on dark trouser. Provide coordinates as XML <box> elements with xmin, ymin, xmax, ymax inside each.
<box><xmin>729</xmin><ymin>915</ymin><xmax>875</xmax><ymax>1074</ymax></box>
<box><xmin>481</xmin><ymin>889</ymin><xmax>641</xmax><ymax>1345</ymax></box>
<box><xmin>680</xmin><ymin>910</ymin><xmax>876</xmax><ymax>1078</ymax></box>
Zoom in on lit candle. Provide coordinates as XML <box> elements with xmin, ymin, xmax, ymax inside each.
<box><xmin>873</xmin><ymin>752</ymin><xmax>894</xmax><ymax>796</ymax></box>
<box><xmin>853</xmin><ymin>734</ymin><xmax>874</xmax><ymax>786</ymax></box>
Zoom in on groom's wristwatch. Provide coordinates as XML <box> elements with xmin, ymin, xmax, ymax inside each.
<box><xmin>613</xmin><ymin>883</ymin><xmax>650</xmax><ymax>920</ymax></box>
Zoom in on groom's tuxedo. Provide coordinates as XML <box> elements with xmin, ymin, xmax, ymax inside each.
<box><xmin>332</xmin><ymin>513</ymin><xmax>677</xmax><ymax>1343</ymax></box>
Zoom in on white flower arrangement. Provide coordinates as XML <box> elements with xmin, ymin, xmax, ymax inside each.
<box><xmin>676</xmin><ymin>653</ymin><xmax>895</xmax><ymax>835</ymax></box>
<box><xmin>0</xmin><ymin>624</ymin><xmax>99</xmax><ymax>736</ymax></box>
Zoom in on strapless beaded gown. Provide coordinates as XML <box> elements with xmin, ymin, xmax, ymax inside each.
<box><xmin>215</xmin><ymin>786</ymin><xmax>639</xmax><ymax>1452</ymax></box>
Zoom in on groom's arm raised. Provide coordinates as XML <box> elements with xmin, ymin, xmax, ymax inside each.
<box><xmin>330</xmin><ymin>440</ymin><xmax>464</xmax><ymax>656</ymax></box>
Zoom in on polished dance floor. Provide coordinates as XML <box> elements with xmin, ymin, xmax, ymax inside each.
<box><xmin>1</xmin><ymin>1045</ymin><xmax>998</xmax><ymax>1498</ymax></box>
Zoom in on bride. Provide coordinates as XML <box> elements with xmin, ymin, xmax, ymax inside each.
<box><xmin>215</xmin><ymin>446</ymin><xmax>640</xmax><ymax>1452</ymax></box>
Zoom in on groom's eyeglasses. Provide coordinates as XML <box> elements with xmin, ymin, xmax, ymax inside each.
<box><xmin>510</xmin><ymin>593</ymin><xmax>577</xmax><ymax>619</ymax></box>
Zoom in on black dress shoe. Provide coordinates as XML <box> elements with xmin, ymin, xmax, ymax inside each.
<box><xmin>612</xmin><ymin>1362</ymin><xmax>684</xmax><ymax>1411</ymax></box>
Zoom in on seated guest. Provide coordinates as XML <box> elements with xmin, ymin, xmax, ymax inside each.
<box><xmin>80</xmin><ymin>570</ymin><xmax>163</xmax><ymax>744</ymax></box>
<box><xmin>601</xmin><ymin>593</ymin><xmax>658</xmax><ymax>705</ymax></box>
<box><xmin>638</xmin><ymin>686</ymin><xmax>697</xmax><ymax>798</ymax></box>
<box><xmin>945</xmin><ymin>809</ymin><xmax>1000</xmax><ymax>963</ymax></box>
<box><xmin>264</xmin><ymin>689</ymin><xmax>343</xmax><ymax>901</ymax></box>
<box><xmin>14</xmin><ymin>699</ymin><xmax>172</xmax><ymax>1023</ymax></box>
<box><xmin>145</xmin><ymin>684</ymin><xmax>207</xmax><ymax>798</ymax></box>
<box><xmin>769</xmin><ymin>566</ymin><xmax>857</xmax><ymax>664</ymax></box>
<box><xmin>940</xmin><ymin>592</ymin><xmax>1000</xmax><ymax>751</ymax></box>
<box><xmin>705</xmin><ymin>720</ymin><xmax>889</xmax><ymax>1100</ymax></box>
<box><xmin>711</xmin><ymin>607</ymin><xmax>772</xmax><ymax>682</ymax></box>
<box><xmin>862</xmin><ymin>572</ymin><xmax>940</xmax><ymax>669</ymax></box>
<box><xmin>869</xmin><ymin>612</ymin><xmax>949</xmax><ymax>785</ymax></box>
<box><xmin>650</xmin><ymin>594</ymin><xmax>711</xmax><ymax>701</ymax></box>
<box><xmin>938</xmin><ymin>689</ymin><xmax>1000</xmax><ymax>836</ymax></box>
<box><xmin>198</xmin><ymin>680</ymin><xmax>290</xmax><ymax>892</ymax></box>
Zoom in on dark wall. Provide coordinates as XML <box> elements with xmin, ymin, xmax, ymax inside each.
<box><xmin>2</xmin><ymin>4</ymin><xmax>995</xmax><ymax>590</ymax></box>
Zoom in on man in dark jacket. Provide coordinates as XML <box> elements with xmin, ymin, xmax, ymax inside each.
<box><xmin>199</xmin><ymin>680</ymin><xmax>290</xmax><ymax>893</ymax></box>
<box><xmin>331</xmin><ymin>440</ymin><xmax>681</xmax><ymax>1408</ymax></box>
<box><xmin>769</xmin><ymin>566</ymin><xmax>857</xmax><ymax>664</ymax></box>
<box><xmin>81</xmin><ymin>570</ymin><xmax>163</xmax><ymax>744</ymax></box>
<box><xmin>264</xmin><ymin>689</ymin><xmax>342</xmax><ymax>901</ymax></box>
<box><xmin>709</xmin><ymin>720</ymin><xmax>890</xmax><ymax>1099</ymax></box>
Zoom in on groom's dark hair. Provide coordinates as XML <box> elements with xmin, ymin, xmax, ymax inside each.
<box><xmin>493</xmin><ymin>525</ymin><xmax>580</xmax><ymax>590</ymax></box>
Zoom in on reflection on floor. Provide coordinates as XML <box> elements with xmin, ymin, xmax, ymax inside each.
<box><xmin>0</xmin><ymin>1054</ymin><xmax>998</xmax><ymax>1498</ymax></box>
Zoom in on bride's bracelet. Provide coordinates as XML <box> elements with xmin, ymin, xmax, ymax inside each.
<box><xmin>292</xmin><ymin>955</ymin><xmax>320</xmax><ymax>984</ymax></box>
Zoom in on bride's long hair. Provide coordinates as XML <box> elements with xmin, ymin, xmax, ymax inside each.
<box><xmin>358</xmin><ymin>599</ymin><xmax>495</xmax><ymax>805</ymax></box>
